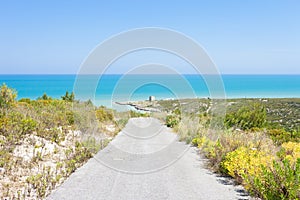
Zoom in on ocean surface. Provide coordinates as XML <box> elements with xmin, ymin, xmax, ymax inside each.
<box><xmin>0</xmin><ymin>75</ymin><xmax>299</xmax><ymax>107</ymax></box>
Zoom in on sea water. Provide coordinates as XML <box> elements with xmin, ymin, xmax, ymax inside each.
<box><xmin>0</xmin><ymin>74</ymin><xmax>299</xmax><ymax>107</ymax></box>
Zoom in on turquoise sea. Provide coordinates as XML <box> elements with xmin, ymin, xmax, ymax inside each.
<box><xmin>0</xmin><ymin>75</ymin><xmax>299</xmax><ymax>107</ymax></box>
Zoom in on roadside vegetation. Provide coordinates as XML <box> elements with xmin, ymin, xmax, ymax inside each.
<box><xmin>1</xmin><ymin>83</ymin><xmax>299</xmax><ymax>200</ymax></box>
<box><xmin>0</xmin><ymin>84</ymin><xmax>126</xmax><ymax>199</ymax></box>
<box><xmin>163</xmin><ymin>98</ymin><xmax>300</xmax><ymax>200</ymax></box>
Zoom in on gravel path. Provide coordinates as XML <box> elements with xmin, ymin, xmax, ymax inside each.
<box><xmin>48</xmin><ymin>117</ymin><xmax>250</xmax><ymax>200</ymax></box>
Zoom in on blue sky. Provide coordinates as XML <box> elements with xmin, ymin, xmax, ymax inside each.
<box><xmin>0</xmin><ymin>0</ymin><xmax>299</xmax><ymax>74</ymax></box>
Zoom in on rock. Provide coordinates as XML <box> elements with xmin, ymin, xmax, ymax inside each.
<box><xmin>58</xmin><ymin>126</ymin><xmax>63</xmax><ymax>133</ymax></box>
<box><xmin>105</xmin><ymin>124</ymin><xmax>116</xmax><ymax>132</ymax></box>
<box><xmin>60</xmin><ymin>140</ymin><xmax>67</xmax><ymax>147</ymax></box>
<box><xmin>13</xmin><ymin>144</ymin><xmax>34</xmax><ymax>162</ymax></box>
<box><xmin>0</xmin><ymin>167</ymin><xmax>5</xmax><ymax>174</ymax></box>
<box><xmin>13</xmin><ymin>135</ymin><xmax>60</xmax><ymax>162</ymax></box>
<box><xmin>73</xmin><ymin>130</ymin><xmax>82</xmax><ymax>137</ymax></box>
<box><xmin>0</xmin><ymin>135</ymin><xmax>6</xmax><ymax>141</ymax></box>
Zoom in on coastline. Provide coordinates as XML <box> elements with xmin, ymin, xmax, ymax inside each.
<box><xmin>0</xmin><ymin>74</ymin><xmax>299</xmax><ymax>103</ymax></box>
<box><xmin>115</xmin><ymin>97</ymin><xmax>300</xmax><ymax>112</ymax></box>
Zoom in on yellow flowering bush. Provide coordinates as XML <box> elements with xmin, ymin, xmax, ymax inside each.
<box><xmin>280</xmin><ymin>142</ymin><xmax>300</xmax><ymax>164</ymax></box>
<box><xmin>192</xmin><ymin>136</ymin><xmax>226</xmax><ymax>169</ymax></box>
<box><xmin>192</xmin><ymin>136</ymin><xmax>221</xmax><ymax>159</ymax></box>
<box><xmin>192</xmin><ymin>136</ymin><xmax>206</xmax><ymax>148</ymax></box>
<box><xmin>221</xmin><ymin>147</ymin><xmax>273</xmax><ymax>184</ymax></box>
<box><xmin>250</xmin><ymin>159</ymin><xmax>300</xmax><ymax>200</ymax></box>
<box><xmin>202</xmin><ymin>138</ymin><xmax>216</xmax><ymax>158</ymax></box>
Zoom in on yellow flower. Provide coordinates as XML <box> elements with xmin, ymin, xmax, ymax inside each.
<box><xmin>221</xmin><ymin>147</ymin><xmax>274</xmax><ymax>183</ymax></box>
<box><xmin>281</xmin><ymin>142</ymin><xmax>300</xmax><ymax>164</ymax></box>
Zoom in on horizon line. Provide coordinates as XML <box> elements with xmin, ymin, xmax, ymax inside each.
<box><xmin>0</xmin><ymin>73</ymin><xmax>299</xmax><ymax>76</ymax></box>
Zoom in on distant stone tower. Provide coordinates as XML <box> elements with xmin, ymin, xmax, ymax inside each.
<box><xmin>149</xmin><ymin>96</ymin><xmax>155</xmax><ymax>101</ymax></box>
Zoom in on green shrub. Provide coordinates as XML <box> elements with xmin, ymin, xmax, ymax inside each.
<box><xmin>26</xmin><ymin>166</ymin><xmax>61</xmax><ymax>198</ymax></box>
<box><xmin>0</xmin><ymin>84</ymin><xmax>17</xmax><ymax>111</ymax></box>
<box><xmin>225</xmin><ymin>103</ymin><xmax>266</xmax><ymax>130</ymax></box>
<box><xmin>18</xmin><ymin>98</ymin><xmax>31</xmax><ymax>104</ymax></box>
<box><xmin>129</xmin><ymin>110</ymin><xmax>150</xmax><ymax>118</ymax></box>
<box><xmin>115</xmin><ymin>118</ymin><xmax>129</xmax><ymax>130</ymax></box>
<box><xmin>66</xmin><ymin>111</ymin><xmax>75</xmax><ymax>125</ymax></box>
<box><xmin>172</xmin><ymin>108</ymin><xmax>181</xmax><ymax>115</ymax></box>
<box><xmin>0</xmin><ymin>150</ymin><xmax>11</xmax><ymax>168</ymax></box>
<box><xmin>267</xmin><ymin>128</ymin><xmax>300</xmax><ymax>145</ymax></box>
<box><xmin>165</xmin><ymin>115</ymin><xmax>179</xmax><ymax>128</ymax></box>
<box><xmin>82</xmin><ymin>137</ymin><xmax>110</xmax><ymax>154</ymax></box>
<box><xmin>95</xmin><ymin>107</ymin><xmax>114</xmax><ymax>122</ymax></box>
<box><xmin>36</xmin><ymin>128</ymin><xmax>65</xmax><ymax>144</ymax></box>
<box><xmin>65</xmin><ymin>141</ymin><xmax>92</xmax><ymax>176</ymax></box>
<box><xmin>37</xmin><ymin>93</ymin><xmax>52</xmax><ymax>100</ymax></box>
<box><xmin>20</xmin><ymin>117</ymin><xmax>37</xmax><ymax>134</ymax></box>
<box><xmin>202</xmin><ymin>138</ymin><xmax>220</xmax><ymax>159</ymax></box>
<box><xmin>249</xmin><ymin>159</ymin><xmax>300</xmax><ymax>200</ymax></box>
<box><xmin>164</xmin><ymin>108</ymin><xmax>183</xmax><ymax>129</ymax></box>
<box><xmin>0</xmin><ymin>111</ymin><xmax>25</xmax><ymax>143</ymax></box>
<box><xmin>61</xmin><ymin>91</ymin><xmax>75</xmax><ymax>102</ymax></box>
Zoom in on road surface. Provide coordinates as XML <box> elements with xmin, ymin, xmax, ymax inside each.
<box><xmin>48</xmin><ymin>117</ymin><xmax>250</xmax><ymax>200</ymax></box>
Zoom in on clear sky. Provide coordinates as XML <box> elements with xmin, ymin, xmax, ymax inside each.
<box><xmin>0</xmin><ymin>0</ymin><xmax>299</xmax><ymax>74</ymax></box>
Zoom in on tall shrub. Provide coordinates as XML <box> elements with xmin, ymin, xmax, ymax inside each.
<box><xmin>0</xmin><ymin>84</ymin><xmax>17</xmax><ymax>112</ymax></box>
<box><xmin>225</xmin><ymin>103</ymin><xmax>266</xmax><ymax>130</ymax></box>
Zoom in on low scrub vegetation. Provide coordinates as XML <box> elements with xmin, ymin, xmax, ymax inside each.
<box><xmin>165</xmin><ymin>99</ymin><xmax>300</xmax><ymax>200</ymax></box>
<box><xmin>225</xmin><ymin>102</ymin><xmax>267</xmax><ymax>130</ymax></box>
<box><xmin>0</xmin><ymin>84</ymin><xmax>118</xmax><ymax>199</ymax></box>
<box><xmin>165</xmin><ymin>108</ymin><xmax>181</xmax><ymax>128</ymax></box>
